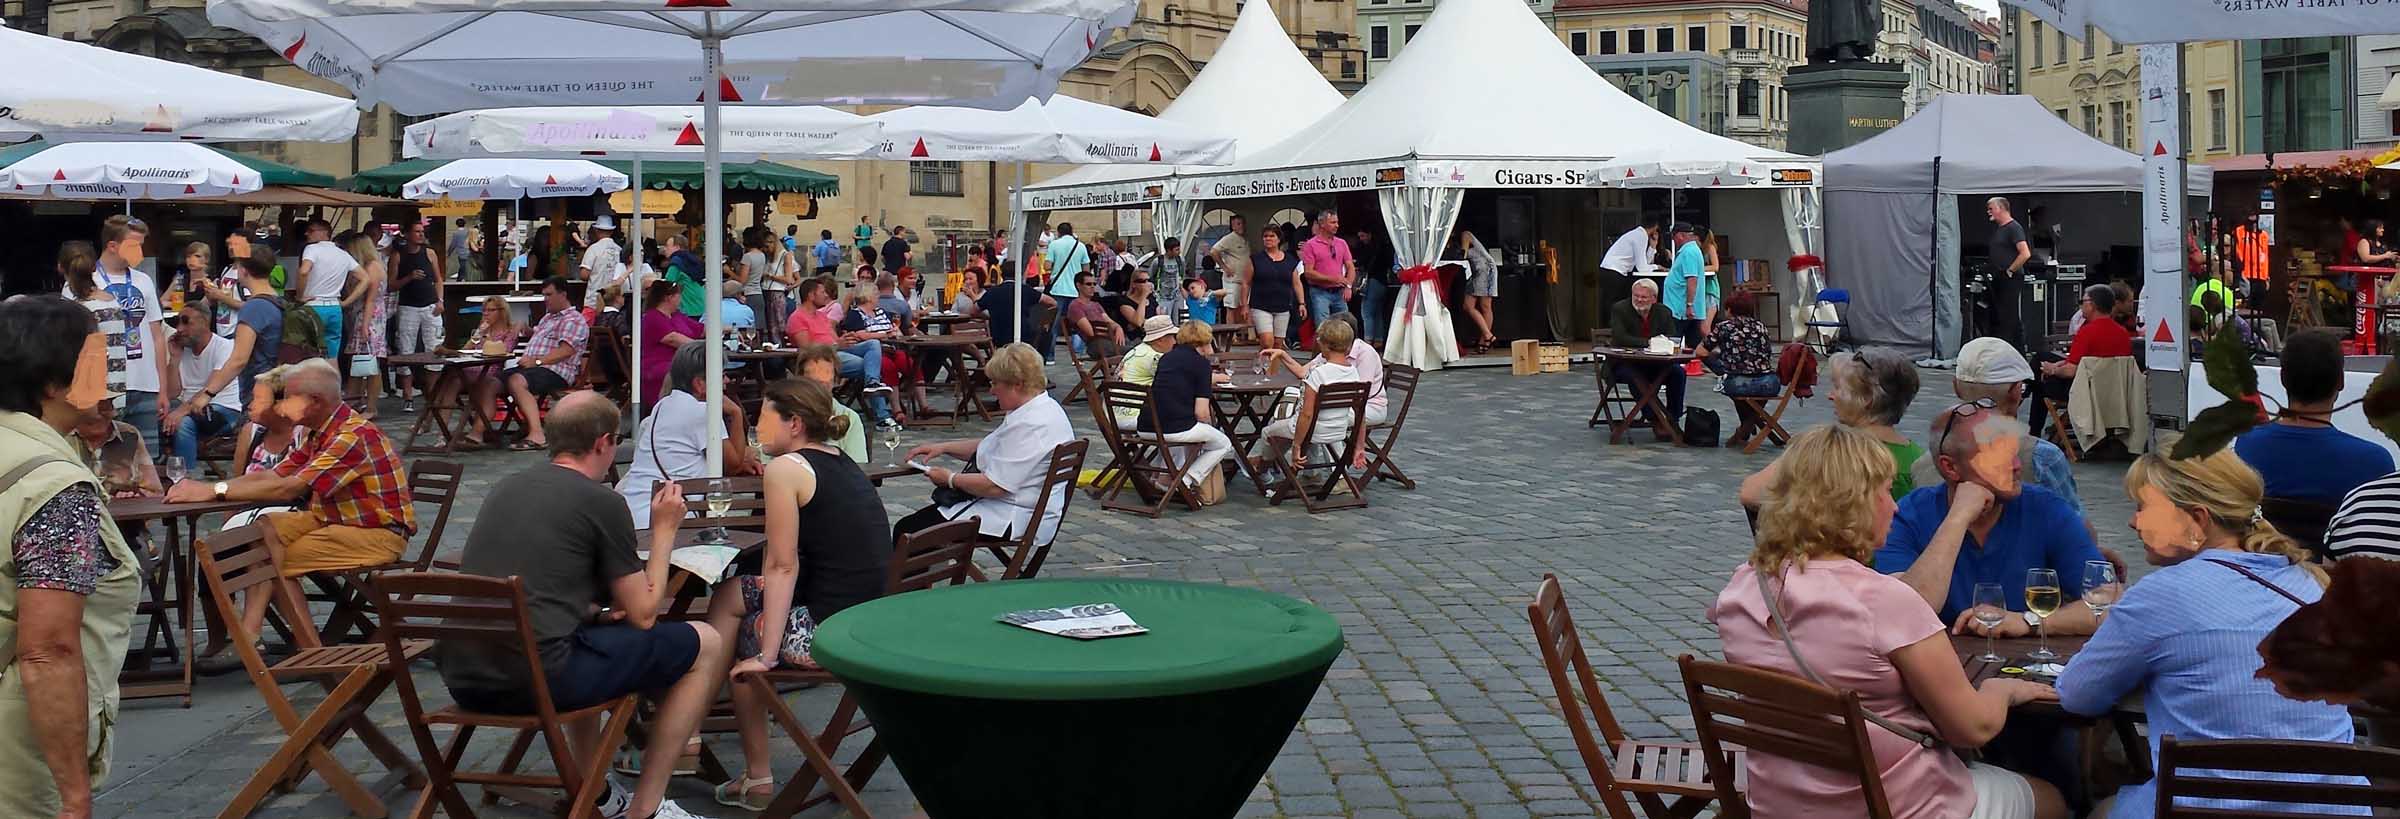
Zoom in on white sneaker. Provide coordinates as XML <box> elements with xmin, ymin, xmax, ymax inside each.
<box><xmin>644</xmin><ymin>800</ymin><xmax>705</xmax><ymax>819</ymax></box>
<box><xmin>596</xmin><ymin>775</ymin><xmax>633</xmax><ymax>819</ymax></box>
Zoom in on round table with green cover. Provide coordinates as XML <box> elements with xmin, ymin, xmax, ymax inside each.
<box><xmin>811</xmin><ymin>577</ymin><xmax>1345</xmax><ymax>818</ymax></box>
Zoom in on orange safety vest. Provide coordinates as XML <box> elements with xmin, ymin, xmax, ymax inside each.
<box><xmin>2234</xmin><ymin>226</ymin><xmax>2271</xmax><ymax>281</ymax></box>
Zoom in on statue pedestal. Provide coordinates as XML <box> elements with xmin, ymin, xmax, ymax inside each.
<box><xmin>1784</xmin><ymin>62</ymin><xmax>1910</xmax><ymax>156</ymax></box>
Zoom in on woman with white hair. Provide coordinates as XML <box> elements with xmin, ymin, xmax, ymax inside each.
<box><xmin>893</xmin><ymin>343</ymin><xmax>1075</xmax><ymax>546</ymax></box>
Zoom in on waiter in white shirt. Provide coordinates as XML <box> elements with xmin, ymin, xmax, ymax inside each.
<box><xmin>579</xmin><ymin>214</ymin><xmax>625</xmax><ymax>312</ymax></box>
<box><xmin>1600</xmin><ymin>221</ymin><xmax>1660</xmax><ymax>280</ymax></box>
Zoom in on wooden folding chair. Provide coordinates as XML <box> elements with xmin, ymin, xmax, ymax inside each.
<box><xmin>1729</xmin><ymin>372</ymin><xmax>1802</xmax><ymax>456</ymax></box>
<box><xmin>971</xmin><ymin>439</ymin><xmax>1089</xmax><ymax>581</ymax></box>
<box><xmin>1588</xmin><ymin>355</ymin><xmax>1642</xmax><ymax>430</ymax></box>
<box><xmin>309</xmin><ymin>460</ymin><xmax>467</xmax><ymax>642</ymax></box>
<box><xmin>2155</xmin><ymin>736</ymin><xmax>2400</xmax><ymax>817</ymax></box>
<box><xmin>1680</xmin><ymin>654</ymin><xmax>1885</xmax><ymax>819</ymax></box>
<box><xmin>1095</xmin><ymin>380</ymin><xmax>1203</xmax><ymax>518</ymax></box>
<box><xmin>2041</xmin><ymin>396</ymin><xmax>2082</xmax><ymax>462</ymax></box>
<box><xmin>746</xmin><ymin>519</ymin><xmax>982</xmax><ymax>819</ymax></box>
<box><xmin>1528</xmin><ymin>577</ymin><xmax>1734</xmax><ymax>819</ymax></box>
<box><xmin>669</xmin><ymin>475</ymin><xmax>769</xmax><ymax>532</ymax></box>
<box><xmin>1082</xmin><ymin>374</ymin><xmax>1132</xmax><ymax>500</ymax></box>
<box><xmin>195</xmin><ymin>523</ymin><xmax>427</xmax><ymax>819</ymax></box>
<box><xmin>1259</xmin><ymin>381</ymin><xmax>1371</xmax><ymax>513</ymax></box>
<box><xmin>589</xmin><ymin>323</ymin><xmax>633</xmax><ymax>406</ymax></box>
<box><xmin>1363</xmin><ymin>363</ymin><xmax>1422</xmax><ymax>490</ymax></box>
<box><xmin>369</xmin><ymin>572</ymin><xmax>640</xmax><ymax>819</ymax></box>
<box><xmin>1059</xmin><ymin>346</ymin><xmax>1116</xmax><ymax>405</ymax></box>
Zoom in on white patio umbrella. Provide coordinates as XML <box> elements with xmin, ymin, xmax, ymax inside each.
<box><xmin>867</xmin><ymin>95</ymin><xmax>1235</xmax><ymax>165</ymax></box>
<box><xmin>403</xmin><ymin>105</ymin><xmax>876</xmax><ymax>161</ymax></box>
<box><xmin>2</xmin><ymin>141</ymin><xmax>263</xmax><ymax>203</ymax></box>
<box><xmin>0</xmin><ymin>22</ymin><xmax>355</xmax><ymax>143</ymax></box>
<box><xmin>210</xmin><ymin>0</ymin><xmax>1139</xmax><ymax>472</ymax></box>
<box><xmin>399</xmin><ymin>158</ymin><xmax>630</xmax><ymax>200</ymax></box>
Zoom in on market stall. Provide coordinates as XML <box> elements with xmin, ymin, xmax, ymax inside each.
<box><xmin>1823</xmin><ymin>94</ymin><xmax>2214</xmax><ymax>359</ymax></box>
<box><xmin>1158</xmin><ymin>0</ymin><xmax>1815</xmax><ymax>369</ymax></box>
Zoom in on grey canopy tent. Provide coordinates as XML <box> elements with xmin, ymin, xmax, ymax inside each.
<box><xmin>1822</xmin><ymin>95</ymin><xmax>2212</xmax><ymax>358</ymax></box>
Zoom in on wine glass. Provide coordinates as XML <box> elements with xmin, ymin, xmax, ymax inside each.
<box><xmin>2024</xmin><ymin>568</ymin><xmax>2062</xmax><ymax>663</ymax></box>
<box><xmin>703</xmin><ymin>491</ymin><xmax>736</xmax><ymax>545</ymax></box>
<box><xmin>2082</xmin><ymin>560</ymin><xmax>2121</xmax><ymax>620</ymax></box>
<box><xmin>160</xmin><ymin>456</ymin><xmax>186</xmax><ymax>490</ymax></box>
<box><xmin>884</xmin><ymin>426</ymin><xmax>903</xmax><ymax>467</ymax></box>
<box><xmin>1971</xmin><ymin>583</ymin><xmax>2007</xmax><ymax>662</ymax></box>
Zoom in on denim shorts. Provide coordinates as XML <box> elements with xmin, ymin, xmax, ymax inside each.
<box><xmin>1724</xmin><ymin>372</ymin><xmax>1783</xmax><ymax>398</ymax></box>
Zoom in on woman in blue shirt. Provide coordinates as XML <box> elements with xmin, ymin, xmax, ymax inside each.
<box><xmin>2057</xmin><ymin>449</ymin><xmax>2364</xmax><ymax>818</ymax></box>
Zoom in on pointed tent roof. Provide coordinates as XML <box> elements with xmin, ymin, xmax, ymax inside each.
<box><xmin>1019</xmin><ymin>0</ymin><xmax>1343</xmax><ymax>208</ymax></box>
<box><xmin>1176</xmin><ymin>0</ymin><xmax>1800</xmax><ymax>197</ymax></box>
<box><xmin>1825</xmin><ymin>94</ymin><xmax>2210</xmax><ymax>194</ymax></box>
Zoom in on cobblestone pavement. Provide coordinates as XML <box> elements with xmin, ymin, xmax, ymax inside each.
<box><xmin>96</xmin><ymin>358</ymin><xmax>2147</xmax><ymax>818</ymax></box>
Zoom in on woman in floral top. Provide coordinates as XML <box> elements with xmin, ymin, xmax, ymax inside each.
<box><xmin>1698</xmin><ymin>290</ymin><xmax>1780</xmax><ymax>398</ymax></box>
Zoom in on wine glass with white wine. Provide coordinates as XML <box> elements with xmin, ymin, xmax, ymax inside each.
<box><xmin>884</xmin><ymin>425</ymin><xmax>903</xmax><ymax>467</ymax></box>
<box><xmin>1971</xmin><ymin>582</ymin><xmax>2007</xmax><ymax>662</ymax></box>
<box><xmin>703</xmin><ymin>490</ymin><xmax>736</xmax><ymax>545</ymax></box>
<box><xmin>2024</xmin><ymin>568</ymin><xmax>2062</xmax><ymax>663</ymax></box>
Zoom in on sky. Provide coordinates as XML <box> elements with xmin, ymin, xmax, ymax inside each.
<box><xmin>1955</xmin><ymin>0</ymin><xmax>2002</xmax><ymax>16</ymax></box>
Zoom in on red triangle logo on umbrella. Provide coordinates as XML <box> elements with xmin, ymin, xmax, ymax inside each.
<box><xmin>2152</xmin><ymin>319</ymin><xmax>2174</xmax><ymax>343</ymax></box>
<box><xmin>141</xmin><ymin>105</ymin><xmax>173</xmax><ymax>133</ymax></box>
<box><xmin>232</xmin><ymin>174</ymin><xmax>241</xmax><ymax>185</ymax></box>
<box><xmin>184</xmin><ymin>184</ymin><xmax>197</xmax><ymax>194</ymax></box>
<box><xmin>694</xmin><ymin>76</ymin><xmax>743</xmax><ymax>103</ymax></box>
<box><xmin>2152</xmin><ymin>141</ymin><xmax>2168</xmax><ymax>156</ymax></box>
<box><xmin>478</xmin><ymin>187</ymin><xmax>491</xmax><ymax>199</ymax></box>
<box><xmin>909</xmin><ymin>138</ymin><xmax>930</xmax><ymax>158</ymax></box>
<box><xmin>545</xmin><ymin>175</ymin><xmax>559</xmax><ymax>185</ymax></box>
<box><xmin>674</xmin><ymin>123</ymin><xmax>704</xmax><ymax>146</ymax></box>
<box><xmin>1740</xmin><ymin>165</ymin><xmax>1749</xmax><ymax>175</ymax></box>
<box><xmin>51</xmin><ymin>169</ymin><xmax>65</xmax><ymax>181</ymax></box>
<box><xmin>1712</xmin><ymin>177</ymin><xmax>1722</xmax><ymax>186</ymax></box>
<box><xmin>1148</xmin><ymin>143</ymin><xmax>1162</xmax><ymax>162</ymax></box>
<box><xmin>1625</xmin><ymin>168</ymin><xmax>1636</xmax><ymax>178</ymax></box>
<box><xmin>281</xmin><ymin>35</ymin><xmax>305</xmax><ymax>61</ymax></box>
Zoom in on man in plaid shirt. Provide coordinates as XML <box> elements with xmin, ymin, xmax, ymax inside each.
<box><xmin>468</xmin><ymin>277</ymin><xmax>589</xmax><ymax>451</ymax></box>
<box><xmin>166</xmin><ymin>357</ymin><xmax>415</xmax><ymax>640</ymax></box>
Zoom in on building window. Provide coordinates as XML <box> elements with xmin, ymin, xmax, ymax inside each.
<box><xmin>2056</xmin><ymin>107</ymin><xmax>2069</xmax><ymax>121</ymax></box>
<box><xmin>1656</xmin><ymin>27</ymin><xmax>1673</xmax><ymax>52</ymax></box>
<box><xmin>2109</xmin><ymin>34</ymin><xmax>2122</xmax><ymax>54</ymax></box>
<box><xmin>1730</xmin><ymin>25</ymin><xmax>1747</xmax><ymax>50</ymax></box>
<box><xmin>1370</xmin><ymin>26</ymin><xmax>1388</xmax><ymax>58</ymax></box>
<box><xmin>1570</xmin><ymin>30</ymin><xmax>1587</xmax><ymax>56</ymax></box>
<box><xmin>2054</xmin><ymin>27</ymin><xmax>2066</xmax><ymax>65</ymax></box>
<box><xmin>909</xmin><ymin>161</ymin><xmax>963</xmax><ymax>197</ymax></box>
<box><xmin>2081</xmin><ymin>105</ymin><xmax>2097</xmax><ymax>136</ymax></box>
<box><xmin>1688</xmin><ymin>26</ymin><xmax>1705</xmax><ymax>53</ymax></box>
<box><xmin>1738</xmin><ymin>78</ymin><xmax>1760</xmax><ymax>116</ymax></box>
<box><xmin>2029</xmin><ymin>21</ymin><xmax>2043</xmax><ymax>69</ymax></box>
<box><xmin>2109</xmin><ymin>100</ymin><xmax>2127</xmax><ymax>148</ymax></box>
<box><xmin>1629</xmin><ymin>28</ymin><xmax>1645</xmax><ymax>53</ymax></box>
<box><xmin>2081</xmin><ymin>25</ymin><xmax>2095</xmax><ymax>59</ymax></box>
<box><xmin>2259</xmin><ymin>39</ymin><xmax>2338</xmax><ymax>152</ymax></box>
<box><xmin>1600</xmin><ymin>30</ymin><xmax>1617</xmax><ymax>55</ymax></box>
<box><xmin>1404</xmin><ymin>24</ymin><xmax>1420</xmax><ymax>42</ymax></box>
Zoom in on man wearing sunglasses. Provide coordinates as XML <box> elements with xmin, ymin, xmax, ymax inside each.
<box><xmin>1910</xmin><ymin>338</ymin><xmax>2085</xmax><ymax>519</ymax></box>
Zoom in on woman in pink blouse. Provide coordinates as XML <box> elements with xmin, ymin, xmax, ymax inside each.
<box><xmin>1710</xmin><ymin>424</ymin><xmax>2066</xmax><ymax>819</ymax></box>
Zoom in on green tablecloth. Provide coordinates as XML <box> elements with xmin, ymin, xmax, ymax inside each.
<box><xmin>812</xmin><ymin>577</ymin><xmax>1344</xmax><ymax>701</ymax></box>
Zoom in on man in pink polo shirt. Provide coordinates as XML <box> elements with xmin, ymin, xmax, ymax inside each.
<box><xmin>1299</xmin><ymin>209</ymin><xmax>1354</xmax><ymax>327</ymax></box>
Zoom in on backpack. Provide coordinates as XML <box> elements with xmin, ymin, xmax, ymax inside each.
<box><xmin>1776</xmin><ymin>344</ymin><xmax>1819</xmax><ymax>399</ymax></box>
<box><xmin>279</xmin><ymin>298</ymin><xmax>324</xmax><ymax>364</ymax></box>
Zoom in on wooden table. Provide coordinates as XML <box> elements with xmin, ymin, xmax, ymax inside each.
<box><xmin>918</xmin><ymin>313</ymin><xmax>980</xmax><ymax>334</ymax></box>
<box><xmin>110</xmin><ymin>496</ymin><xmax>264</xmax><ymax>705</ymax></box>
<box><xmin>1213</xmin><ymin>368</ymin><xmax>1300</xmax><ymax>481</ymax></box>
<box><xmin>864</xmin><ymin>463</ymin><xmax>921</xmax><ymax>486</ymax></box>
<box><xmin>1956</xmin><ymin>634</ymin><xmax>2151</xmax><ymax>784</ymax></box>
<box><xmin>388</xmin><ymin>352</ymin><xmax>514</xmax><ymax>454</ymax></box>
<box><xmin>1210</xmin><ymin>322</ymin><xmax>1251</xmax><ymax>350</ymax></box>
<box><xmin>1592</xmin><ymin>347</ymin><xmax>1694</xmax><ymax>446</ymax></box>
<box><xmin>894</xmin><ymin>333</ymin><xmax>995</xmax><ymax>424</ymax></box>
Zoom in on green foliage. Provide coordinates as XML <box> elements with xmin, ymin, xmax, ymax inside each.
<box><xmin>2365</xmin><ymin>356</ymin><xmax>2400</xmax><ymax>446</ymax></box>
<box><xmin>2174</xmin><ymin>399</ymin><xmax>2265</xmax><ymax>460</ymax></box>
<box><xmin>2201</xmin><ymin>321</ymin><xmax>2256</xmax><ymax>402</ymax></box>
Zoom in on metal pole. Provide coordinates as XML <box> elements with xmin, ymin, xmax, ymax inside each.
<box><xmin>630</xmin><ymin>156</ymin><xmax>645</xmax><ymax>421</ymax></box>
<box><xmin>1929</xmin><ymin>157</ymin><xmax>1943</xmax><ymax>361</ymax></box>
<box><xmin>1010</xmin><ymin>162</ymin><xmax>1023</xmax><ymax>347</ymax></box>
<box><xmin>701</xmin><ymin>27</ymin><xmax>726</xmax><ymax>475</ymax></box>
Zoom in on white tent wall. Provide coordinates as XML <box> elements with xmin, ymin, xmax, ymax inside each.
<box><xmin>1704</xmin><ymin>188</ymin><xmax>1806</xmax><ymax>339</ymax></box>
<box><xmin>1935</xmin><ymin>196</ymin><xmax>1962</xmax><ymax>357</ymax></box>
<box><xmin>1380</xmin><ymin>185</ymin><xmax>1465</xmax><ymax>369</ymax></box>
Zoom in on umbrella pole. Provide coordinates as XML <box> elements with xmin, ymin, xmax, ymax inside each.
<box><xmin>631</xmin><ymin>157</ymin><xmax>645</xmax><ymax>421</ymax></box>
<box><xmin>701</xmin><ymin>28</ymin><xmax>726</xmax><ymax>476</ymax></box>
<box><xmin>1011</xmin><ymin>162</ymin><xmax>1022</xmax><ymax>349</ymax></box>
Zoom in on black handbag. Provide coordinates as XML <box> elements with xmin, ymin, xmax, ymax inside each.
<box><xmin>929</xmin><ymin>462</ymin><xmax>982</xmax><ymax>507</ymax></box>
<box><xmin>1683</xmin><ymin>407</ymin><xmax>1721</xmax><ymax>448</ymax></box>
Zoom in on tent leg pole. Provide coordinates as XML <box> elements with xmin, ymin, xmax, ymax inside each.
<box><xmin>1929</xmin><ymin>158</ymin><xmax>1942</xmax><ymax>362</ymax></box>
<box><xmin>1011</xmin><ymin>162</ymin><xmax>1022</xmax><ymax>349</ymax></box>
<box><xmin>631</xmin><ymin>156</ymin><xmax>645</xmax><ymax>421</ymax></box>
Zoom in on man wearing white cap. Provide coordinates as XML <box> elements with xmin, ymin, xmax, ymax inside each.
<box><xmin>1911</xmin><ymin>336</ymin><xmax>2083</xmax><ymax>517</ymax></box>
<box><xmin>580</xmin><ymin>214</ymin><xmax>625</xmax><ymax>312</ymax></box>
<box><xmin>1111</xmin><ymin>315</ymin><xmax>1179</xmax><ymax>429</ymax></box>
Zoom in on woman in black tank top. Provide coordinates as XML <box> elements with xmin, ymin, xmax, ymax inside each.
<box><xmin>704</xmin><ymin>377</ymin><xmax>890</xmax><ymax>810</ymax></box>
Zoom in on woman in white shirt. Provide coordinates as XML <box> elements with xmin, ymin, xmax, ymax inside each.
<box><xmin>893</xmin><ymin>343</ymin><xmax>1076</xmax><ymax>548</ymax></box>
<box><xmin>614</xmin><ymin>343</ymin><xmax>757</xmax><ymax>528</ymax></box>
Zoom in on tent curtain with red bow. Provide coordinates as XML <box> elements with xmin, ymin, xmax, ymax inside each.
<box><xmin>1378</xmin><ymin>185</ymin><xmax>1464</xmax><ymax>370</ymax></box>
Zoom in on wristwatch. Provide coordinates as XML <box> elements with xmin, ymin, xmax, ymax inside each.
<box><xmin>2021</xmin><ymin>610</ymin><xmax>2043</xmax><ymax>629</ymax></box>
<box><xmin>212</xmin><ymin>481</ymin><xmax>230</xmax><ymax>501</ymax></box>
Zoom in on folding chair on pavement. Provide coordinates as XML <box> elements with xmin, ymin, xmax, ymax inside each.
<box><xmin>971</xmin><ymin>439</ymin><xmax>1089</xmax><ymax>581</ymax></box>
<box><xmin>1528</xmin><ymin>576</ymin><xmax>1735</xmax><ymax>819</ymax></box>
<box><xmin>1588</xmin><ymin>356</ymin><xmax>1641</xmax><ymax>431</ymax></box>
<box><xmin>196</xmin><ymin>523</ymin><xmax>427</xmax><ymax>819</ymax></box>
<box><xmin>309</xmin><ymin>459</ymin><xmax>465</xmax><ymax>643</ymax></box>
<box><xmin>1059</xmin><ymin>347</ymin><xmax>1117</xmax><ymax>406</ymax></box>
<box><xmin>370</xmin><ymin>572</ymin><xmax>640</xmax><ymax>819</ymax></box>
<box><xmin>1363</xmin><ymin>363</ymin><xmax>1422</xmax><ymax>490</ymax></box>
<box><xmin>744</xmin><ymin>519</ymin><xmax>982</xmax><ymax>819</ymax></box>
<box><xmin>2155</xmin><ymin>737</ymin><xmax>2400</xmax><ymax>817</ymax></box>
<box><xmin>1095</xmin><ymin>380</ymin><xmax>1203</xmax><ymax>518</ymax></box>
<box><xmin>1682</xmin><ymin>654</ymin><xmax>1882</xmax><ymax>819</ymax></box>
<box><xmin>1730</xmin><ymin>377</ymin><xmax>1801</xmax><ymax>456</ymax></box>
<box><xmin>1259</xmin><ymin>381</ymin><xmax>1371</xmax><ymax>513</ymax></box>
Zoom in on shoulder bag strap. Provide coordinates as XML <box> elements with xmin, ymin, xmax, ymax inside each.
<box><xmin>0</xmin><ymin>455</ymin><xmax>71</xmax><ymax>490</ymax></box>
<box><xmin>2203</xmin><ymin>558</ymin><xmax>2309</xmax><ymax>607</ymax></box>
<box><xmin>1756</xmin><ymin>571</ymin><xmax>1946</xmax><ymax>750</ymax></box>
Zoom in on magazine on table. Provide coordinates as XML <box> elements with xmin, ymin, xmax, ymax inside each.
<box><xmin>637</xmin><ymin>543</ymin><xmax>742</xmax><ymax>583</ymax></box>
<box><xmin>997</xmin><ymin>603</ymin><xmax>1149</xmax><ymax>640</ymax></box>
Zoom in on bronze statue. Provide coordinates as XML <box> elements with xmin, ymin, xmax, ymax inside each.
<box><xmin>1806</xmin><ymin>0</ymin><xmax>1879</xmax><ymax>63</ymax></box>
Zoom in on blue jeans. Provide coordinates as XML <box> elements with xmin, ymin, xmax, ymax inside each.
<box><xmin>122</xmin><ymin>390</ymin><xmax>161</xmax><ymax>461</ymax></box>
<box><xmin>837</xmin><ymin>342</ymin><xmax>892</xmax><ymax>422</ymax></box>
<box><xmin>1306</xmin><ymin>286</ymin><xmax>1349</xmax><ymax>328</ymax></box>
<box><xmin>172</xmin><ymin>405</ymin><xmax>246</xmax><ymax>467</ymax></box>
<box><xmin>1049</xmin><ymin>294</ymin><xmax>1081</xmax><ymax>362</ymax></box>
<box><xmin>312</xmin><ymin>304</ymin><xmax>346</xmax><ymax>361</ymax></box>
<box><xmin>1356</xmin><ymin>278</ymin><xmax>1390</xmax><ymax>343</ymax></box>
<box><xmin>1723</xmin><ymin>372</ymin><xmax>1783</xmax><ymax>398</ymax></box>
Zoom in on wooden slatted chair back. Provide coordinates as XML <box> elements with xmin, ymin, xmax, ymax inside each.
<box><xmin>1680</xmin><ymin>654</ymin><xmax>1893</xmax><ymax>819</ymax></box>
<box><xmin>2156</xmin><ymin>737</ymin><xmax>2400</xmax><ymax>817</ymax></box>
